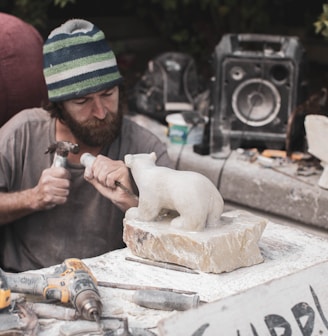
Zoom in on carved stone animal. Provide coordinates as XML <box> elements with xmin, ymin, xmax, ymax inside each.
<box><xmin>124</xmin><ymin>152</ymin><xmax>224</xmax><ymax>231</ymax></box>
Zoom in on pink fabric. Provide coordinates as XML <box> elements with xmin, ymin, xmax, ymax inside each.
<box><xmin>0</xmin><ymin>13</ymin><xmax>48</xmax><ymax>127</ymax></box>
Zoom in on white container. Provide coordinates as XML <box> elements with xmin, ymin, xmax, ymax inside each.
<box><xmin>166</xmin><ymin>113</ymin><xmax>205</xmax><ymax>145</ymax></box>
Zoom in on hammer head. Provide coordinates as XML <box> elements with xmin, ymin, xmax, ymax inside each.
<box><xmin>45</xmin><ymin>141</ymin><xmax>80</xmax><ymax>157</ymax></box>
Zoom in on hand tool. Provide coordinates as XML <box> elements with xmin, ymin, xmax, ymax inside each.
<box><xmin>0</xmin><ymin>268</ymin><xmax>11</xmax><ymax>310</ymax></box>
<box><xmin>98</xmin><ymin>281</ymin><xmax>205</xmax><ymax>312</ymax></box>
<box><xmin>132</xmin><ymin>289</ymin><xmax>200</xmax><ymax>311</ymax></box>
<box><xmin>0</xmin><ymin>314</ymin><xmax>22</xmax><ymax>334</ymax></box>
<box><xmin>261</xmin><ymin>149</ymin><xmax>304</xmax><ymax>161</ymax></box>
<box><xmin>0</xmin><ymin>295</ymin><xmax>39</xmax><ymax>334</ymax></box>
<box><xmin>26</xmin><ymin>302</ymin><xmax>78</xmax><ymax>321</ymax></box>
<box><xmin>45</xmin><ymin>141</ymin><xmax>80</xmax><ymax>167</ymax></box>
<box><xmin>80</xmin><ymin>153</ymin><xmax>138</xmax><ymax>199</ymax></box>
<box><xmin>125</xmin><ymin>256</ymin><xmax>199</xmax><ymax>274</ymax></box>
<box><xmin>2</xmin><ymin>258</ymin><xmax>102</xmax><ymax>323</ymax></box>
<box><xmin>97</xmin><ymin>280</ymin><xmax>198</xmax><ymax>296</ymax></box>
<box><xmin>59</xmin><ymin>316</ymin><xmax>130</xmax><ymax>336</ymax></box>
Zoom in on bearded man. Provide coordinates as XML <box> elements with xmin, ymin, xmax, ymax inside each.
<box><xmin>0</xmin><ymin>19</ymin><xmax>173</xmax><ymax>272</ymax></box>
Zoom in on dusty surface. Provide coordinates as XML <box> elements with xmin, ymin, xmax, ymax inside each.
<box><xmin>23</xmin><ymin>210</ymin><xmax>328</xmax><ymax>335</ymax></box>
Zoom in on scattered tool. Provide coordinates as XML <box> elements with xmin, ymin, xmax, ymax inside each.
<box><xmin>98</xmin><ymin>280</ymin><xmax>198</xmax><ymax>296</ymax></box>
<box><xmin>132</xmin><ymin>289</ymin><xmax>200</xmax><ymax>311</ymax></box>
<box><xmin>0</xmin><ymin>303</ymin><xmax>39</xmax><ymax>335</ymax></box>
<box><xmin>261</xmin><ymin>149</ymin><xmax>305</xmax><ymax>161</ymax></box>
<box><xmin>125</xmin><ymin>256</ymin><xmax>199</xmax><ymax>274</ymax></box>
<box><xmin>45</xmin><ymin>141</ymin><xmax>80</xmax><ymax>167</ymax></box>
<box><xmin>80</xmin><ymin>152</ymin><xmax>138</xmax><ymax>199</ymax></box>
<box><xmin>2</xmin><ymin>258</ymin><xmax>103</xmax><ymax>323</ymax></box>
<box><xmin>26</xmin><ymin>302</ymin><xmax>78</xmax><ymax>321</ymax></box>
<box><xmin>59</xmin><ymin>317</ymin><xmax>130</xmax><ymax>336</ymax></box>
<box><xmin>0</xmin><ymin>268</ymin><xmax>11</xmax><ymax>310</ymax></box>
<box><xmin>0</xmin><ymin>293</ymin><xmax>39</xmax><ymax>335</ymax></box>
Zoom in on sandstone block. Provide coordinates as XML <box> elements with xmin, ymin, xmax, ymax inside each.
<box><xmin>123</xmin><ymin>210</ymin><xmax>267</xmax><ymax>273</ymax></box>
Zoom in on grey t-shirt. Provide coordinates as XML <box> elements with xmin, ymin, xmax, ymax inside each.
<box><xmin>0</xmin><ymin>108</ymin><xmax>173</xmax><ymax>271</ymax></box>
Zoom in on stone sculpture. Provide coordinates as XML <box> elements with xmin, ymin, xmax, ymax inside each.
<box><xmin>124</xmin><ymin>152</ymin><xmax>224</xmax><ymax>231</ymax></box>
<box><xmin>123</xmin><ymin>152</ymin><xmax>267</xmax><ymax>274</ymax></box>
<box><xmin>304</xmin><ymin>114</ymin><xmax>328</xmax><ymax>189</ymax></box>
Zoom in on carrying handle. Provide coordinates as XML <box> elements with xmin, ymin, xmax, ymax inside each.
<box><xmin>236</xmin><ymin>34</ymin><xmax>285</xmax><ymax>44</ymax></box>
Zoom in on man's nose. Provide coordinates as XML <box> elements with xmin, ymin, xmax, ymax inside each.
<box><xmin>92</xmin><ymin>97</ymin><xmax>107</xmax><ymax>119</ymax></box>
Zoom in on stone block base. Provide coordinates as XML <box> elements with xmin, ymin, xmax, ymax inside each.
<box><xmin>123</xmin><ymin>210</ymin><xmax>267</xmax><ymax>273</ymax></box>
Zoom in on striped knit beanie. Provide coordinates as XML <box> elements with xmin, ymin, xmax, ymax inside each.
<box><xmin>43</xmin><ymin>19</ymin><xmax>122</xmax><ymax>102</ymax></box>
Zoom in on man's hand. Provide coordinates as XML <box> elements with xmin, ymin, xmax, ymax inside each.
<box><xmin>83</xmin><ymin>155</ymin><xmax>138</xmax><ymax>211</ymax></box>
<box><xmin>31</xmin><ymin>167</ymin><xmax>71</xmax><ymax>210</ymax></box>
<box><xmin>0</xmin><ymin>166</ymin><xmax>71</xmax><ymax>225</ymax></box>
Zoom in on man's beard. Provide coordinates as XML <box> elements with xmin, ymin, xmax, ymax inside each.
<box><xmin>61</xmin><ymin>109</ymin><xmax>123</xmax><ymax>147</ymax></box>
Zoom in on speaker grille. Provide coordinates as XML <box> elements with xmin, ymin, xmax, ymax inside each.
<box><xmin>232</xmin><ymin>78</ymin><xmax>281</xmax><ymax>127</ymax></box>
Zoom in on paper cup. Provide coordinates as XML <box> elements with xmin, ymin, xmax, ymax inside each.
<box><xmin>166</xmin><ymin>113</ymin><xmax>205</xmax><ymax>145</ymax></box>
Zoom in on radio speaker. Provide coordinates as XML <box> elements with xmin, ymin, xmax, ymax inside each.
<box><xmin>210</xmin><ymin>33</ymin><xmax>305</xmax><ymax>152</ymax></box>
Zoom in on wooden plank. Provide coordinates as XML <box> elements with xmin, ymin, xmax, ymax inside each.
<box><xmin>158</xmin><ymin>261</ymin><xmax>328</xmax><ymax>336</ymax></box>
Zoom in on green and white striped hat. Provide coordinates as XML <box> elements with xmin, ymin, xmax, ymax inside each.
<box><xmin>43</xmin><ymin>19</ymin><xmax>122</xmax><ymax>102</ymax></box>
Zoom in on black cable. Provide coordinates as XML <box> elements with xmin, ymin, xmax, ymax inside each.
<box><xmin>216</xmin><ymin>75</ymin><xmax>265</xmax><ymax>189</ymax></box>
<box><xmin>216</xmin><ymin>149</ymin><xmax>233</xmax><ymax>190</ymax></box>
<box><xmin>216</xmin><ymin>51</ymin><xmax>268</xmax><ymax>189</ymax></box>
<box><xmin>173</xmin><ymin>115</ymin><xmax>231</xmax><ymax>191</ymax></box>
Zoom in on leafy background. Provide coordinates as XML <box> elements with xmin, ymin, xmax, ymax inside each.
<box><xmin>1</xmin><ymin>0</ymin><xmax>328</xmax><ymax>92</ymax></box>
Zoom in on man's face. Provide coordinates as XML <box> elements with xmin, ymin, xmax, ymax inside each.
<box><xmin>61</xmin><ymin>86</ymin><xmax>122</xmax><ymax>147</ymax></box>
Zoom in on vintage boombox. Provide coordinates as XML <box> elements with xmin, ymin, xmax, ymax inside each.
<box><xmin>210</xmin><ymin>33</ymin><xmax>306</xmax><ymax>153</ymax></box>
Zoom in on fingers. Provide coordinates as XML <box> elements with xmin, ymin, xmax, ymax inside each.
<box><xmin>33</xmin><ymin>167</ymin><xmax>71</xmax><ymax>210</ymax></box>
<box><xmin>83</xmin><ymin>155</ymin><xmax>138</xmax><ymax>210</ymax></box>
<box><xmin>86</xmin><ymin>175</ymin><xmax>138</xmax><ymax>212</ymax></box>
<box><xmin>84</xmin><ymin>155</ymin><xmax>129</xmax><ymax>189</ymax></box>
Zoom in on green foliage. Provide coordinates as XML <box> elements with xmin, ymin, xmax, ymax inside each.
<box><xmin>314</xmin><ymin>4</ymin><xmax>328</xmax><ymax>38</ymax></box>
<box><xmin>53</xmin><ymin>0</ymin><xmax>76</xmax><ymax>8</ymax></box>
<box><xmin>9</xmin><ymin>0</ymin><xmax>314</xmax><ymax>67</ymax></box>
<box><xmin>11</xmin><ymin>0</ymin><xmax>76</xmax><ymax>32</ymax></box>
<box><xmin>125</xmin><ymin>0</ymin><xmax>271</xmax><ymax>65</ymax></box>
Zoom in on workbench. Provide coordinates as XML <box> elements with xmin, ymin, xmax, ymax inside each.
<box><xmin>6</xmin><ymin>115</ymin><xmax>328</xmax><ymax>335</ymax></box>
<box><xmin>130</xmin><ymin>114</ymin><xmax>328</xmax><ymax>231</ymax></box>
<box><xmin>28</xmin><ymin>210</ymin><xmax>328</xmax><ymax>335</ymax></box>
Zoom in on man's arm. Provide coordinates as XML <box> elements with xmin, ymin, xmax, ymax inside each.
<box><xmin>0</xmin><ymin>189</ymin><xmax>41</xmax><ymax>224</ymax></box>
<box><xmin>0</xmin><ymin>167</ymin><xmax>71</xmax><ymax>225</ymax></box>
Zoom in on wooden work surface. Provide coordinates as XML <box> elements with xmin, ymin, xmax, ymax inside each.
<box><xmin>32</xmin><ymin>210</ymin><xmax>328</xmax><ymax>335</ymax></box>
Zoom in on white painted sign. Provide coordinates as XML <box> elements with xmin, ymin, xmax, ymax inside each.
<box><xmin>158</xmin><ymin>261</ymin><xmax>328</xmax><ymax>336</ymax></box>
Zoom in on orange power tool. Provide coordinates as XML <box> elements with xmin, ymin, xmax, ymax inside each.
<box><xmin>1</xmin><ymin>258</ymin><xmax>102</xmax><ymax>322</ymax></box>
<box><xmin>0</xmin><ymin>268</ymin><xmax>11</xmax><ymax>310</ymax></box>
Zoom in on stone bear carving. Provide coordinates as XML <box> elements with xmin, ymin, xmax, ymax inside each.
<box><xmin>124</xmin><ymin>152</ymin><xmax>224</xmax><ymax>231</ymax></box>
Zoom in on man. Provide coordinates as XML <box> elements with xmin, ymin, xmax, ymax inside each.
<box><xmin>0</xmin><ymin>19</ymin><xmax>173</xmax><ymax>272</ymax></box>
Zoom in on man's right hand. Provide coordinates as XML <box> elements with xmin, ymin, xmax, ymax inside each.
<box><xmin>31</xmin><ymin>167</ymin><xmax>71</xmax><ymax>210</ymax></box>
<box><xmin>0</xmin><ymin>167</ymin><xmax>71</xmax><ymax>225</ymax></box>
